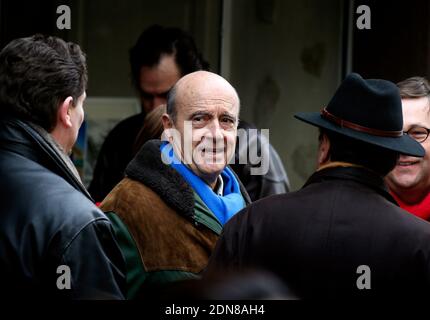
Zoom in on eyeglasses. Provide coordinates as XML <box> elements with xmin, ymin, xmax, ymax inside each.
<box><xmin>404</xmin><ymin>126</ymin><xmax>430</xmax><ymax>143</ymax></box>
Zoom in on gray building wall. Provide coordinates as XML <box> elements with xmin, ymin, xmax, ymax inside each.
<box><xmin>225</xmin><ymin>0</ymin><xmax>344</xmax><ymax>189</ymax></box>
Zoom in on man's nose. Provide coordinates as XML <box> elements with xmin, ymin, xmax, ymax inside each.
<box><xmin>207</xmin><ymin>120</ymin><xmax>224</xmax><ymax>141</ymax></box>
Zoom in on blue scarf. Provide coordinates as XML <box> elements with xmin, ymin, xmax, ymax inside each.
<box><xmin>160</xmin><ymin>142</ymin><xmax>245</xmax><ymax>225</ymax></box>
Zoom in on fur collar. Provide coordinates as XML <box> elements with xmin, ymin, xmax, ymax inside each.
<box><xmin>125</xmin><ymin>139</ymin><xmax>195</xmax><ymax>219</ymax></box>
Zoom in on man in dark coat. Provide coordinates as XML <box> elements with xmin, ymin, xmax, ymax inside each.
<box><xmin>206</xmin><ymin>73</ymin><xmax>430</xmax><ymax>299</ymax></box>
<box><xmin>0</xmin><ymin>35</ymin><xmax>125</xmax><ymax>299</ymax></box>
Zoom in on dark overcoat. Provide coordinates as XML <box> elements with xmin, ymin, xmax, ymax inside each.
<box><xmin>207</xmin><ymin>166</ymin><xmax>430</xmax><ymax>298</ymax></box>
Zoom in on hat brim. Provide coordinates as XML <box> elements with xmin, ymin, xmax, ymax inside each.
<box><xmin>294</xmin><ymin>112</ymin><xmax>425</xmax><ymax>157</ymax></box>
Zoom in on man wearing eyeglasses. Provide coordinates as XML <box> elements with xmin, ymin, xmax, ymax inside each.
<box><xmin>386</xmin><ymin>77</ymin><xmax>430</xmax><ymax>221</ymax></box>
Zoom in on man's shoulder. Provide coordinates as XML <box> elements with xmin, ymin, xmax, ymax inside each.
<box><xmin>1</xmin><ymin>150</ymin><xmax>106</xmax><ymax>228</ymax></box>
<box><xmin>226</xmin><ymin>179</ymin><xmax>381</xmax><ymax>227</ymax></box>
<box><xmin>0</xmin><ymin>151</ymin><xmax>111</xmax><ymax>265</ymax></box>
<box><xmin>232</xmin><ymin>179</ymin><xmax>430</xmax><ymax>236</ymax></box>
<box><xmin>101</xmin><ymin>176</ymin><xmax>197</xmax><ymax>232</ymax></box>
<box><xmin>386</xmin><ymin>202</ymin><xmax>430</xmax><ymax>237</ymax></box>
<box><xmin>101</xmin><ymin>177</ymin><xmax>162</xmax><ymax>214</ymax></box>
<box><xmin>96</xmin><ymin>113</ymin><xmax>145</xmax><ymax>157</ymax></box>
<box><xmin>106</xmin><ymin>113</ymin><xmax>145</xmax><ymax>140</ymax></box>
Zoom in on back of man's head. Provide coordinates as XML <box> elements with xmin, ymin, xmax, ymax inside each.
<box><xmin>129</xmin><ymin>24</ymin><xmax>209</xmax><ymax>91</ymax></box>
<box><xmin>0</xmin><ymin>34</ymin><xmax>87</xmax><ymax>132</ymax></box>
<box><xmin>321</xmin><ymin>129</ymin><xmax>400</xmax><ymax>176</ymax></box>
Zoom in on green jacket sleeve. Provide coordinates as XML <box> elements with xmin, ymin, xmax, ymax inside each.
<box><xmin>105</xmin><ymin>211</ymin><xmax>147</xmax><ymax>299</ymax></box>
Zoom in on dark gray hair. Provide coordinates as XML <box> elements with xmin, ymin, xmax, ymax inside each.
<box><xmin>319</xmin><ymin>128</ymin><xmax>399</xmax><ymax>176</ymax></box>
<box><xmin>0</xmin><ymin>34</ymin><xmax>87</xmax><ymax>132</ymax></box>
<box><xmin>397</xmin><ymin>76</ymin><xmax>430</xmax><ymax>99</ymax></box>
<box><xmin>166</xmin><ymin>85</ymin><xmax>178</xmax><ymax>123</ymax></box>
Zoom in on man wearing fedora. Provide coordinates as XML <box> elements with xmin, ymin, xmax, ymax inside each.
<box><xmin>206</xmin><ymin>73</ymin><xmax>430</xmax><ymax>298</ymax></box>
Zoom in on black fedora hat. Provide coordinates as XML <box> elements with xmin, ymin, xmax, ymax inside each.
<box><xmin>295</xmin><ymin>73</ymin><xmax>425</xmax><ymax>157</ymax></box>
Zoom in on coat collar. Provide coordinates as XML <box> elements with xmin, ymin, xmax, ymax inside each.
<box><xmin>126</xmin><ymin>139</ymin><xmax>195</xmax><ymax>219</ymax></box>
<box><xmin>303</xmin><ymin>166</ymin><xmax>398</xmax><ymax>205</ymax></box>
<box><xmin>0</xmin><ymin>117</ymin><xmax>91</xmax><ymax>200</ymax></box>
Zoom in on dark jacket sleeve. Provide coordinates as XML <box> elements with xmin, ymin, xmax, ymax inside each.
<box><xmin>232</xmin><ymin>121</ymin><xmax>290</xmax><ymax>201</ymax></box>
<box><xmin>88</xmin><ymin>137</ymin><xmax>125</xmax><ymax>202</ymax></box>
<box><xmin>60</xmin><ymin>218</ymin><xmax>127</xmax><ymax>299</ymax></box>
<box><xmin>88</xmin><ymin>113</ymin><xmax>145</xmax><ymax>202</ymax></box>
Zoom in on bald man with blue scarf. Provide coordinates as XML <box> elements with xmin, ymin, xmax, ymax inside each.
<box><xmin>99</xmin><ymin>71</ymin><xmax>251</xmax><ymax>299</ymax></box>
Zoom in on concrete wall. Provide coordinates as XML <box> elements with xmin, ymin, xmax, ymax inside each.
<box><xmin>225</xmin><ymin>0</ymin><xmax>344</xmax><ymax>190</ymax></box>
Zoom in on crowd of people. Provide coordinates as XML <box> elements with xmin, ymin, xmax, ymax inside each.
<box><xmin>1</xmin><ymin>25</ymin><xmax>430</xmax><ymax>299</ymax></box>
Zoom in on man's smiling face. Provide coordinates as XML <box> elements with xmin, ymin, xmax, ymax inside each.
<box><xmin>386</xmin><ymin>97</ymin><xmax>430</xmax><ymax>198</ymax></box>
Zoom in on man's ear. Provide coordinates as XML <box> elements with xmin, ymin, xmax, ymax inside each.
<box><xmin>162</xmin><ymin>113</ymin><xmax>173</xmax><ymax>130</ymax></box>
<box><xmin>317</xmin><ymin>132</ymin><xmax>331</xmax><ymax>167</ymax></box>
<box><xmin>161</xmin><ymin>113</ymin><xmax>176</xmax><ymax>143</ymax></box>
<box><xmin>57</xmin><ymin>96</ymin><xmax>74</xmax><ymax>128</ymax></box>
